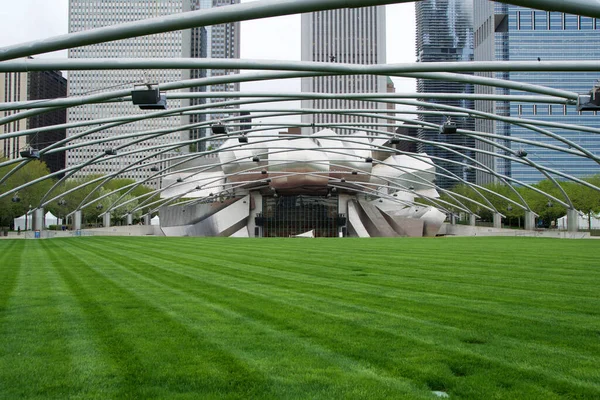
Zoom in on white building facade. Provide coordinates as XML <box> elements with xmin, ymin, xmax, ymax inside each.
<box><xmin>300</xmin><ymin>6</ymin><xmax>388</xmax><ymax>135</ymax></box>
<box><xmin>67</xmin><ymin>0</ymin><xmax>240</xmax><ymax>185</ymax></box>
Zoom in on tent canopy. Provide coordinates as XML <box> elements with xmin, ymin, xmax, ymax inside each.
<box><xmin>13</xmin><ymin>212</ymin><xmax>62</xmax><ymax>230</ymax></box>
<box><xmin>557</xmin><ymin>211</ymin><xmax>600</xmax><ymax>230</ymax></box>
<box><xmin>13</xmin><ymin>214</ymin><xmax>31</xmax><ymax>231</ymax></box>
<box><xmin>44</xmin><ymin>211</ymin><xmax>63</xmax><ymax>226</ymax></box>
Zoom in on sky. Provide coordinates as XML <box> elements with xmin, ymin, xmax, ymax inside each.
<box><xmin>0</xmin><ymin>0</ymin><xmax>418</xmax><ymax>120</ymax></box>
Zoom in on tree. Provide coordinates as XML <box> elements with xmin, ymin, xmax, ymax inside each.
<box><xmin>480</xmin><ymin>182</ymin><xmax>525</xmax><ymax>227</ymax></box>
<box><xmin>517</xmin><ymin>180</ymin><xmax>568</xmax><ymax>228</ymax></box>
<box><xmin>98</xmin><ymin>178</ymin><xmax>156</xmax><ymax>219</ymax></box>
<box><xmin>563</xmin><ymin>175</ymin><xmax>600</xmax><ymax>231</ymax></box>
<box><xmin>44</xmin><ymin>174</ymin><xmax>105</xmax><ymax>226</ymax></box>
<box><xmin>0</xmin><ymin>159</ymin><xmax>55</xmax><ymax>229</ymax></box>
<box><xmin>95</xmin><ymin>188</ymin><xmax>143</xmax><ymax>225</ymax></box>
<box><xmin>0</xmin><ymin>163</ymin><xmax>158</xmax><ymax>229</ymax></box>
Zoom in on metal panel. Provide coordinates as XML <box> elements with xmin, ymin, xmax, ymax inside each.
<box><xmin>187</xmin><ymin>195</ymin><xmax>250</xmax><ymax>236</ymax></box>
<box><xmin>347</xmin><ymin>199</ymin><xmax>370</xmax><ymax>238</ymax></box>
<box><xmin>421</xmin><ymin>207</ymin><xmax>446</xmax><ymax>237</ymax></box>
<box><xmin>357</xmin><ymin>199</ymin><xmax>397</xmax><ymax>237</ymax></box>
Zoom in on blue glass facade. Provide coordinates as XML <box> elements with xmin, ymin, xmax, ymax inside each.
<box><xmin>491</xmin><ymin>6</ymin><xmax>600</xmax><ymax>184</ymax></box>
<box><xmin>415</xmin><ymin>0</ymin><xmax>475</xmax><ymax>190</ymax></box>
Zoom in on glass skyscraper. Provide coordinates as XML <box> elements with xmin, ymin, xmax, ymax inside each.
<box><xmin>474</xmin><ymin>2</ymin><xmax>600</xmax><ymax>185</ymax></box>
<box><xmin>415</xmin><ymin>0</ymin><xmax>476</xmax><ymax>190</ymax></box>
<box><xmin>186</xmin><ymin>0</ymin><xmax>240</xmax><ymax>153</ymax></box>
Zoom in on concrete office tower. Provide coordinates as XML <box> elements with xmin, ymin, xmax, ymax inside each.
<box><xmin>301</xmin><ymin>6</ymin><xmax>387</xmax><ymax>135</ymax></box>
<box><xmin>1</xmin><ymin>67</ymin><xmax>67</xmax><ymax>175</ymax></box>
<box><xmin>415</xmin><ymin>0</ymin><xmax>475</xmax><ymax>190</ymax></box>
<box><xmin>68</xmin><ymin>0</ymin><xmax>186</xmax><ymax>187</ymax></box>
<box><xmin>68</xmin><ymin>0</ymin><xmax>240</xmax><ymax>185</ymax></box>
<box><xmin>186</xmin><ymin>0</ymin><xmax>240</xmax><ymax>153</ymax></box>
<box><xmin>1</xmin><ymin>70</ymin><xmax>29</xmax><ymax>160</ymax></box>
<box><xmin>474</xmin><ymin>2</ymin><xmax>600</xmax><ymax>185</ymax></box>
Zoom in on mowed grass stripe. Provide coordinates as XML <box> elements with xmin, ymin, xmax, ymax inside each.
<box><xmin>40</xmin><ymin>240</ymin><xmax>126</xmax><ymax>399</ymax></box>
<box><xmin>133</xmin><ymin>237</ymin><xmax>600</xmax><ymax>305</ymax></box>
<box><xmin>97</xmin><ymin>236</ymin><xmax>600</xmax><ymax>283</ymax></box>
<box><xmin>0</xmin><ymin>241</ymin><xmax>81</xmax><ymax>398</ymax></box>
<box><xmin>63</xmin><ymin>238</ymin><xmax>596</xmax><ymax>396</ymax></box>
<box><xmin>59</xmin><ymin>238</ymin><xmax>432</xmax><ymax>399</ymax></box>
<box><xmin>54</xmin><ymin>239</ymin><xmax>278</xmax><ymax>399</ymax></box>
<box><xmin>0</xmin><ymin>241</ymin><xmax>21</xmax><ymax>315</ymax></box>
<box><xmin>86</xmin><ymin>238</ymin><xmax>600</xmax><ymax>396</ymax></box>
<box><xmin>2</xmin><ymin>237</ymin><xmax>600</xmax><ymax>399</ymax></box>
<box><xmin>87</xmin><ymin>235</ymin><xmax>600</xmax><ymax>368</ymax></box>
<box><xmin>93</xmin><ymin>236</ymin><xmax>600</xmax><ymax>331</ymax></box>
<box><xmin>102</xmin><ymin>236</ymin><xmax>598</xmax><ymax>304</ymax></box>
<box><xmin>102</xmin><ymin>236</ymin><xmax>600</xmax><ymax>340</ymax></box>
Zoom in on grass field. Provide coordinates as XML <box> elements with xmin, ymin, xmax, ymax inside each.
<box><xmin>0</xmin><ymin>237</ymin><xmax>599</xmax><ymax>399</ymax></box>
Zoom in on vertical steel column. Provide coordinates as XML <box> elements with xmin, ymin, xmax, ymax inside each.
<box><xmin>32</xmin><ymin>208</ymin><xmax>44</xmax><ymax>231</ymax></box>
<box><xmin>74</xmin><ymin>210</ymin><xmax>82</xmax><ymax>230</ymax></box>
<box><xmin>567</xmin><ymin>208</ymin><xmax>579</xmax><ymax>232</ymax></box>
<box><xmin>469</xmin><ymin>214</ymin><xmax>477</xmax><ymax>226</ymax></box>
<box><xmin>493</xmin><ymin>213</ymin><xmax>502</xmax><ymax>229</ymax></box>
<box><xmin>103</xmin><ymin>212</ymin><xmax>112</xmax><ymax>228</ymax></box>
<box><xmin>524</xmin><ymin>211</ymin><xmax>536</xmax><ymax>231</ymax></box>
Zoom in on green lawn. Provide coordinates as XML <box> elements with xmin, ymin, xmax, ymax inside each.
<box><xmin>0</xmin><ymin>237</ymin><xmax>599</xmax><ymax>399</ymax></box>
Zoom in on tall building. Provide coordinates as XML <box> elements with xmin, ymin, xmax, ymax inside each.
<box><xmin>1</xmin><ymin>66</ymin><xmax>67</xmax><ymax>175</ymax></box>
<box><xmin>186</xmin><ymin>0</ymin><xmax>240</xmax><ymax>153</ymax></box>
<box><xmin>27</xmin><ymin>70</ymin><xmax>68</xmax><ymax>175</ymax></box>
<box><xmin>300</xmin><ymin>6</ymin><xmax>388</xmax><ymax>135</ymax></box>
<box><xmin>67</xmin><ymin>0</ymin><xmax>240</xmax><ymax>185</ymax></box>
<box><xmin>474</xmin><ymin>2</ymin><xmax>600</xmax><ymax>184</ymax></box>
<box><xmin>1</xmin><ymin>70</ymin><xmax>28</xmax><ymax>161</ymax></box>
<box><xmin>415</xmin><ymin>0</ymin><xmax>475</xmax><ymax>190</ymax></box>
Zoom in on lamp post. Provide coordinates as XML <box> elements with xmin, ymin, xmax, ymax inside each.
<box><xmin>96</xmin><ymin>204</ymin><xmax>103</xmax><ymax>227</ymax></box>
<box><xmin>25</xmin><ymin>205</ymin><xmax>31</xmax><ymax>231</ymax></box>
<box><xmin>57</xmin><ymin>199</ymin><xmax>66</xmax><ymax>229</ymax></box>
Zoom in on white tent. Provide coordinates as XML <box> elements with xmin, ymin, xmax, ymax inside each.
<box><xmin>13</xmin><ymin>214</ymin><xmax>31</xmax><ymax>231</ymax></box>
<box><xmin>557</xmin><ymin>211</ymin><xmax>600</xmax><ymax>230</ymax></box>
<box><xmin>45</xmin><ymin>211</ymin><xmax>62</xmax><ymax>227</ymax></box>
<box><xmin>13</xmin><ymin>212</ymin><xmax>62</xmax><ymax>230</ymax></box>
<box><xmin>150</xmin><ymin>215</ymin><xmax>160</xmax><ymax>226</ymax></box>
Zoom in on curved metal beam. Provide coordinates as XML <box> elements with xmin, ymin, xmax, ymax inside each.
<box><xmin>3</xmin><ymin>98</ymin><xmax>596</xmax><ymax>220</ymax></box>
<box><xmin>1</xmin><ymin>57</ymin><xmax>600</xmax><ymax>75</ymax></box>
<box><xmin>0</xmin><ymin>0</ymin><xmax>405</xmax><ymax>61</ymax></box>
<box><xmin>13</xmin><ymin>105</ymin><xmax>594</xmax><ymax>214</ymax></box>
<box><xmin>0</xmin><ymin>90</ymin><xmax>571</xmax><ymax>112</ymax></box>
